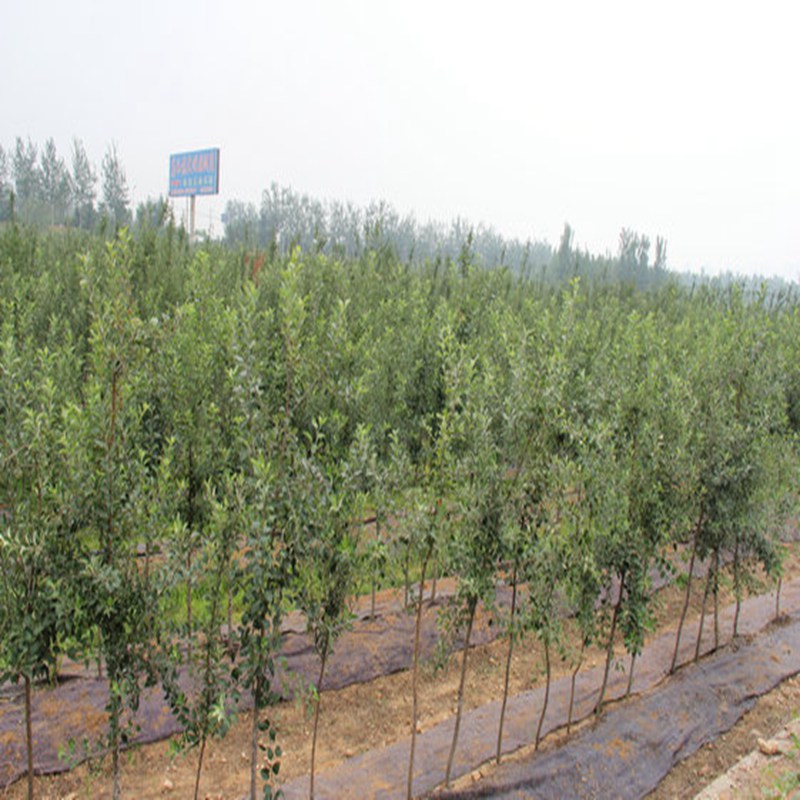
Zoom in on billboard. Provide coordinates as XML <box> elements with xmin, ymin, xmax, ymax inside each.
<box><xmin>169</xmin><ymin>148</ymin><xmax>220</xmax><ymax>197</ymax></box>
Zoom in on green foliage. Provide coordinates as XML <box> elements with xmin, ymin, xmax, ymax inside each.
<box><xmin>0</xmin><ymin>214</ymin><xmax>797</xmax><ymax>794</ymax></box>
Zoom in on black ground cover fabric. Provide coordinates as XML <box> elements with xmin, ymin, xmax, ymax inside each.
<box><xmin>437</xmin><ymin>615</ymin><xmax>800</xmax><ymax>799</ymax></box>
<box><xmin>281</xmin><ymin>578</ymin><xmax>800</xmax><ymax>799</ymax></box>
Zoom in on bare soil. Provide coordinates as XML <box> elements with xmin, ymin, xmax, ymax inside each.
<box><xmin>3</xmin><ymin>546</ymin><xmax>799</xmax><ymax>800</ymax></box>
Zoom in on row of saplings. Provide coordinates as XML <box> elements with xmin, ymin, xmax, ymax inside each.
<box><xmin>388</xmin><ymin>502</ymin><xmax>787</xmax><ymax>799</ymax></box>
<box><xmin>0</xmin><ymin>444</ymin><xmax>782</xmax><ymax>797</ymax></box>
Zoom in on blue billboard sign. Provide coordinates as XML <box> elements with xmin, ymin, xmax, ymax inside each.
<box><xmin>169</xmin><ymin>148</ymin><xmax>220</xmax><ymax>197</ymax></box>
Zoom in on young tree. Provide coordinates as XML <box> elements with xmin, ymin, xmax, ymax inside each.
<box><xmin>405</xmin><ymin>435</ymin><xmax>446</xmax><ymax>800</ymax></box>
<box><xmin>231</xmin><ymin>274</ymin><xmax>300</xmax><ymax>800</ymax></box>
<box><xmin>432</xmin><ymin>322</ymin><xmax>504</xmax><ymax>788</ymax></box>
<box><xmin>63</xmin><ymin>232</ymin><xmax>158</xmax><ymax>799</ymax></box>
<box><xmin>164</xmin><ymin>479</ymin><xmax>239</xmax><ymax>800</ymax></box>
<box><xmin>299</xmin><ymin>425</ymin><xmax>367</xmax><ymax>800</ymax></box>
<box><xmin>0</xmin><ymin>344</ymin><xmax>77</xmax><ymax>800</ymax></box>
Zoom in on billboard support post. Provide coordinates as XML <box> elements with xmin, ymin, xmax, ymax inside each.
<box><xmin>168</xmin><ymin>148</ymin><xmax>220</xmax><ymax>242</ymax></box>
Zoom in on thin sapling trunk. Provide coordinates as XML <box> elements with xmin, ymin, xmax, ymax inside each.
<box><xmin>25</xmin><ymin>673</ymin><xmax>34</xmax><ymax>800</ymax></box>
<box><xmin>712</xmin><ymin>549</ymin><xmax>720</xmax><ymax>651</ymax></box>
<box><xmin>626</xmin><ymin>653</ymin><xmax>636</xmax><ymax>697</ymax></box>
<box><xmin>496</xmin><ymin>563</ymin><xmax>518</xmax><ymax>764</ymax></box>
<box><xmin>309</xmin><ymin>639</ymin><xmax>329</xmax><ymax>800</ymax></box>
<box><xmin>111</xmin><ymin>701</ymin><xmax>121</xmax><ymax>800</ymax></box>
<box><xmin>407</xmin><ymin>545</ymin><xmax>431</xmax><ymax>800</ymax></box>
<box><xmin>732</xmin><ymin>537</ymin><xmax>741</xmax><ymax>638</ymax></box>
<box><xmin>535</xmin><ymin>638</ymin><xmax>551</xmax><ymax>750</ymax></box>
<box><xmin>445</xmin><ymin>598</ymin><xmax>476</xmax><ymax>787</ymax></box>
<box><xmin>186</xmin><ymin>548</ymin><xmax>193</xmax><ymax>663</ymax></box>
<box><xmin>249</xmin><ymin>662</ymin><xmax>263</xmax><ymax>800</ymax></box>
<box><xmin>595</xmin><ymin>571</ymin><xmax>625</xmax><ymax>715</ymax></box>
<box><xmin>567</xmin><ymin>640</ymin><xmax>586</xmax><ymax>734</ymax></box>
<box><xmin>194</xmin><ymin>736</ymin><xmax>207</xmax><ymax>800</ymax></box>
<box><xmin>403</xmin><ymin>545</ymin><xmax>411</xmax><ymax>610</ymax></box>
<box><xmin>695</xmin><ymin>560</ymin><xmax>713</xmax><ymax>661</ymax></box>
<box><xmin>671</xmin><ymin>511</ymin><xmax>702</xmax><ymax>673</ymax></box>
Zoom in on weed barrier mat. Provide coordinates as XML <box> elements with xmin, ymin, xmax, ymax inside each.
<box><xmin>436</xmin><ymin>614</ymin><xmax>800</xmax><ymax>799</ymax></box>
<box><xmin>280</xmin><ymin>578</ymin><xmax>800</xmax><ymax>799</ymax></box>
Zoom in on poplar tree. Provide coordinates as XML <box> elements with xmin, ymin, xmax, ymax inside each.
<box><xmin>100</xmin><ymin>143</ymin><xmax>130</xmax><ymax>229</ymax></box>
<box><xmin>71</xmin><ymin>138</ymin><xmax>97</xmax><ymax>229</ymax></box>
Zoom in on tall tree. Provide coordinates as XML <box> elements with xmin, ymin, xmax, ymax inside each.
<box><xmin>12</xmin><ymin>137</ymin><xmax>42</xmax><ymax>223</ymax></box>
<box><xmin>100</xmin><ymin>143</ymin><xmax>130</xmax><ymax>229</ymax></box>
<box><xmin>71</xmin><ymin>138</ymin><xmax>97</xmax><ymax>229</ymax></box>
<box><xmin>40</xmin><ymin>138</ymin><xmax>71</xmax><ymax>226</ymax></box>
<box><xmin>0</xmin><ymin>144</ymin><xmax>11</xmax><ymax>221</ymax></box>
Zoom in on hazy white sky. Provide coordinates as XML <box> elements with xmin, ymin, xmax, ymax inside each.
<box><xmin>2</xmin><ymin>0</ymin><xmax>799</xmax><ymax>279</ymax></box>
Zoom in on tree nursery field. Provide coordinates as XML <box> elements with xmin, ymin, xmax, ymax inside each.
<box><xmin>1</xmin><ymin>218</ymin><xmax>799</xmax><ymax>799</ymax></box>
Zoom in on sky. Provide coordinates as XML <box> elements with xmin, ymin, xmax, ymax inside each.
<box><xmin>2</xmin><ymin>0</ymin><xmax>799</xmax><ymax>280</ymax></box>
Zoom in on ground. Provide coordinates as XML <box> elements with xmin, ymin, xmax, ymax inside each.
<box><xmin>648</xmin><ymin>675</ymin><xmax>800</xmax><ymax>800</ymax></box>
<box><xmin>3</xmin><ymin>547</ymin><xmax>799</xmax><ymax>800</ymax></box>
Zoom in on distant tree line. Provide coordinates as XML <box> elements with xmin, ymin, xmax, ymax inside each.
<box><xmin>2</xmin><ymin>137</ymin><xmax>796</xmax><ymax>299</ymax></box>
<box><xmin>220</xmin><ymin>184</ymin><xmax>695</xmax><ymax>292</ymax></box>
<box><xmin>221</xmin><ymin>184</ymin><xmax>799</xmax><ymax>298</ymax></box>
<box><xmin>220</xmin><ymin>184</ymin><xmax>679</xmax><ymax>289</ymax></box>
<box><xmin>0</xmin><ymin>137</ymin><xmax>132</xmax><ymax>230</ymax></box>
<box><xmin>222</xmin><ymin>183</ymin><xmax>555</xmax><ymax>277</ymax></box>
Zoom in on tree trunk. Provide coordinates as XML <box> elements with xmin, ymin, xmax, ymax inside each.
<box><xmin>372</xmin><ymin>519</ymin><xmax>381</xmax><ymax>618</ymax></box>
<box><xmin>445</xmin><ymin>598</ymin><xmax>476</xmax><ymax>787</ymax></box>
<box><xmin>496</xmin><ymin>564</ymin><xmax>518</xmax><ymax>764</ymax></box>
<box><xmin>567</xmin><ymin>640</ymin><xmax>586</xmax><ymax>734</ymax></box>
<box><xmin>695</xmin><ymin>561</ymin><xmax>713</xmax><ymax>661</ymax></box>
<box><xmin>776</xmin><ymin>576</ymin><xmax>783</xmax><ymax>620</ymax></box>
<box><xmin>670</xmin><ymin>514</ymin><xmax>702</xmax><ymax>673</ymax></box>
<box><xmin>403</xmin><ymin>546</ymin><xmax>411</xmax><ymax>610</ymax></box>
<box><xmin>535</xmin><ymin>638</ymin><xmax>551</xmax><ymax>750</ymax></box>
<box><xmin>309</xmin><ymin>641</ymin><xmax>328</xmax><ymax>800</ymax></box>
<box><xmin>24</xmin><ymin>673</ymin><xmax>34</xmax><ymax>800</ymax></box>
<box><xmin>111</xmin><ymin>712</ymin><xmax>121</xmax><ymax>800</ymax></box>
<box><xmin>595</xmin><ymin>571</ymin><xmax>625</xmax><ymax>715</ymax></box>
<box><xmin>732</xmin><ymin>537</ymin><xmax>741</xmax><ymax>638</ymax></box>
<box><xmin>712</xmin><ymin>550</ymin><xmax>720</xmax><ymax>651</ymax></box>
<box><xmin>250</xmin><ymin>669</ymin><xmax>262</xmax><ymax>800</ymax></box>
<box><xmin>227</xmin><ymin>582</ymin><xmax>233</xmax><ymax>642</ymax></box>
<box><xmin>430</xmin><ymin>557</ymin><xmax>438</xmax><ymax>603</ymax></box>
<box><xmin>194</xmin><ymin>735</ymin><xmax>207</xmax><ymax>800</ymax></box>
<box><xmin>626</xmin><ymin>652</ymin><xmax>636</xmax><ymax>697</ymax></box>
<box><xmin>407</xmin><ymin>546</ymin><xmax>431</xmax><ymax>800</ymax></box>
<box><xmin>186</xmin><ymin>549</ymin><xmax>193</xmax><ymax>663</ymax></box>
